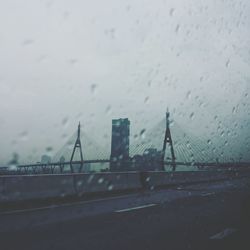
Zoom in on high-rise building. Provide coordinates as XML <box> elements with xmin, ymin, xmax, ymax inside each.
<box><xmin>110</xmin><ymin>118</ymin><xmax>130</xmax><ymax>171</ymax></box>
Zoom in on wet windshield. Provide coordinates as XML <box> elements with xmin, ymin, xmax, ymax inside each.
<box><xmin>0</xmin><ymin>1</ymin><xmax>250</xmax><ymax>250</ymax></box>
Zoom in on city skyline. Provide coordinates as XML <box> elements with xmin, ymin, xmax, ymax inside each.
<box><xmin>4</xmin><ymin>108</ymin><xmax>246</xmax><ymax>168</ymax></box>
<box><xmin>0</xmin><ymin>0</ymin><xmax>249</xmax><ymax>164</ymax></box>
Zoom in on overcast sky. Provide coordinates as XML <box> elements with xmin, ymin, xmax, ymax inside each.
<box><xmin>0</xmin><ymin>0</ymin><xmax>249</xmax><ymax>164</ymax></box>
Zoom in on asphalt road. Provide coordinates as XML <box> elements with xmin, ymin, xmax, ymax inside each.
<box><xmin>1</xmin><ymin>178</ymin><xmax>250</xmax><ymax>250</ymax></box>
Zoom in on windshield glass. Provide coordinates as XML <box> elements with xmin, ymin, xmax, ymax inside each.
<box><xmin>0</xmin><ymin>1</ymin><xmax>249</xmax><ymax>250</ymax></box>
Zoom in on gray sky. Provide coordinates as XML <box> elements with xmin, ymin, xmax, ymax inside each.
<box><xmin>0</xmin><ymin>0</ymin><xmax>250</xmax><ymax>164</ymax></box>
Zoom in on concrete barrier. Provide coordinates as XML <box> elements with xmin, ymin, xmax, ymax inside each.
<box><xmin>1</xmin><ymin>169</ymin><xmax>250</xmax><ymax>203</ymax></box>
<box><xmin>0</xmin><ymin>172</ymin><xmax>142</xmax><ymax>202</ymax></box>
<box><xmin>146</xmin><ymin>171</ymin><xmax>209</xmax><ymax>187</ymax></box>
<box><xmin>146</xmin><ymin>170</ymin><xmax>250</xmax><ymax>188</ymax></box>
<box><xmin>0</xmin><ymin>174</ymin><xmax>75</xmax><ymax>202</ymax></box>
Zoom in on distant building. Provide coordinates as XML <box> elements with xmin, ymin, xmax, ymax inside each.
<box><xmin>110</xmin><ymin>118</ymin><xmax>130</xmax><ymax>171</ymax></box>
<box><xmin>41</xmin><ymin>155</ymin><xmax>51</xmax><ymax>164</ymax></box>
<box><xmin>8</xmin><ymin>152</ymin><xmax>19</xmax><ymax>167</ymax></box>
<box><xmin>59</xmin><ymin>156</ymin><xmax>65</xmax><ymax>163</ymax></box>
<box><xmin>143</xmin><ymin>148</ymin><xmax>162</xmax><ymax>171</ymax></box>
<box><xmin>132</xmin><ymin>148</ymin><xmax>162</xmax><ymax>171</ymax></box>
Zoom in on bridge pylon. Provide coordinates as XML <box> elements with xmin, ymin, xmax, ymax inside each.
<box><xmin>162</xmin><ymin>110</ymin><xmax>176</xmax><ymax>171</ymax></box>
<box><xmin>70</xmin><ymin>122</ymin><xmax>84</xmax><ymax>173</ymax></box>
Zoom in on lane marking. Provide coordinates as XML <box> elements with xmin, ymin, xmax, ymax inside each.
<box><xmin>210</xmin><ymin>228</ymin><xmax>238</xmax><ymax>240</ymax></box>
<box><xmin>0</xmin><ymin>193</ymin><xmax>142</xmax><ymax>216</ymax></box>
<box><xmin>201</xmin><ymin>192</ymin><xmax>215</xmax><ymax>197</ymax></box>
<box><xmin>115</xmin><ymin>204</ymin><xmax>157</xmax><ymax>213</ymax></box>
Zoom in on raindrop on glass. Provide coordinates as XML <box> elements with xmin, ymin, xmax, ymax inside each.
<box><xmin>189</xmin><ymin>112</ymin><xmax>194</xmax><ymax>120</ymax></box>
<box><xmin>98</xmin><ymin>178</ymin><xmax>104</xmax><ymax>184</ymax></box>
<box><xmin>90</xmin><ymin>84</ymin><xmax>98</xmax><ymax>94</ymax></box>
<box><xmin>169</xmin><ymin>8</ymin><xmax>175</xmax><ymax>16</ymax></box>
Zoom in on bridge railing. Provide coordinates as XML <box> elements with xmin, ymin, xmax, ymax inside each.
<box><xmin>1</xmin><ymin>160</ymin><xmax>249</xmax><ymax>175</ymax></box>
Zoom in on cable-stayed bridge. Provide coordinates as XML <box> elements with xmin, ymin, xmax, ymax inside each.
<box><xmin>13</xmin><ymin>112</ymin><xmax>250</xmax><ymax>175</ymax></box>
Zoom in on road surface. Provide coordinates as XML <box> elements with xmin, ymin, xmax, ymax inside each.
<box><xmin>0</xmin><ymin>178</ymin><xmax>250</xmax><ymax>250</ymax></box>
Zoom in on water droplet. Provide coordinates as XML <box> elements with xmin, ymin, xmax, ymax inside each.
<box><xmin>69</xmin><ymin>58</ymin><xmax>78</xmax><ymax>65</ymax></box>
<box><xmin>63</xmin><ymin>11</ymin><xmax>70</xmax><ymax>19</ymax></box>
<box><xmin>232</xmin><ymin>106</ymin><xmax>237</xmax><ymax>114</ymax></box>
<box><xmin>105</xmin><ymin>105</ymin><xmax>111</xmax><ymax>114</ymax></box>
<box><xmin>77</xmin><ymin>180</ymin><xmax>83</xmax><ymax>187</ymax></box>
<box><xmin>22</xmin><ymin>39</ymin><xmax>34</xmax><ymax>46</ymax></box>
<box><xmin>19</xmin><ymin>131</ymin><xmax>28</xmax><ymax>141</ymax></box>
<box><xmin>169</xmin><ymin>119</ymin><xmax>174</xmax><ymax>126</ymax></box>
<box><xmin>189</xmin><ymin>112</ymin><xmax>194</xmax><ymax>120</ymax></box>
<box><xmin>104</xmin><ymin>28</ymin><xmax>116</xmax><ymax>39</ymax></box>
<box><xmin>225</xmin><ymin>59</ymin><xmax>230</xmax><ymax>67</ymax></box>
<box><xmin>169</xmin><ymin>8</ymin><xmax>175</xmax><ymax>16</ymax></box>
<box><xmin>175</xmin><ymin>24</ymin><xmax>180</xmax><ymax>33</ymax></box>
<box><xmin>98</xmin><ymin>178</ymin><xmax>104</xmax><ymax>184</ymax></box>
<box><xmin>140</xmin><ymin>129</ymin><xmax>146</xmax><ymax>139</ymax></box>
<box><xmin>186</xmin><ymin>91</ymin><xmax>191</xmax><ymax>99</ymax></box>
<box><xmin>144</xmin><ymin>96</ymin><xmax>149</xmax><ymax>103</ymax></box>
<box><xmin>87</xmin><ymin>175</ymin><xmax>94</xmax><ymax>184</ymax></box>
<box><xmin>61</xmin><ymin>133</ymin><xmax>67</xmax><ymax>139</ymax></box>
<box><xmin>62</xmin><ymin>117</ymin><xmax>69</xmax><ymax>127</ymax></box>
<box><xmin>90</xmin><ymin>84</ymin><xmax>97</xmax><ymax>94</ymax></box>
<box><xmin>36</xmin><ymin>54</ymin><xmax>47</xmax><ymax>63</ymax></box>
<box><xmin>126</xmin><ymin>5</ymin><xmax>131</xmax><ymax>12</ymax></box>
<box><xmin>46</xmin><ymin>146</ymin><xmax>53</xmax><ymax>152</ymax></box>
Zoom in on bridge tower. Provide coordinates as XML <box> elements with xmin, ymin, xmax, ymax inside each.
<box><xmin>70</xmin><ymin>122</ymin><xmax>84</xmax><ymax>173</ymax></box>
<box><xmin>162</xmin><ymin>110</ymin><xmax>176</xmax><ymax>171</ymax></box>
